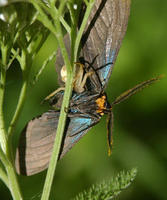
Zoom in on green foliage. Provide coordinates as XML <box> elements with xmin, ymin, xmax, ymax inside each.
<box><xmin>0</xmin><ymin>2</ymin><xmax>50</xmax><ymax>199</ymax></box>
<box><xmin>72</xmin><ymin>168</ymin><xmax>137</xmax><ymax>200</ymax></box>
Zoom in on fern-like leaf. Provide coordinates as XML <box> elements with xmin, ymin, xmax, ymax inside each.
<box><xmin>72</xmin><ymin>168</ymin><xmax>137</xmax><ymax>200</ymax></box>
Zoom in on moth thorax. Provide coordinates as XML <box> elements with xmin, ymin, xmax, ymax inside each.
<box><xmin>95</xmin><ymin>95</ymin><xmax>107</xmax><ymax>115</ymax></box>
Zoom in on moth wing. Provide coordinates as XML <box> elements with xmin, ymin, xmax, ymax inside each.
<box><xmin>81</xmin><ymin>0</ymin><xmax>131</xmax><ymax>89</ymax></box>
<box><xmin>15</xmin><ymin>111</ymin><xmax>59</xmax><ymax>176</ymax></box>
<box><xmin>60</xmin><ymin>116</ymin><xmax>99</xmax><ymax>159</ymax></box>
<box><xmin>15</xmin><ymin>111</ymin><xmax>99</xmax><ymax>176</ymax></box>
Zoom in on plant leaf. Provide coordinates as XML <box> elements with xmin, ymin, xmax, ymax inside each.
<box><xmin>72</xmin><ymin>168</ymin><xmax>137</xmax><ymax>200</ymax></box>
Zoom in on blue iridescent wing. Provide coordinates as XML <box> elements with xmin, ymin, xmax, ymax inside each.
<box><xmin>60</xmin><ymin>115</ymin><xmax>99</xmax><ymax>158</ymax></box>
<box><xmin>81</xmin><ymin>0</ymin><xmax>131</xmax><ymax>89</ymax></box>
<box><xmin>15</xmin><ymin>110</ymin><xmax>99</xmax><ymax>176</ymax></box>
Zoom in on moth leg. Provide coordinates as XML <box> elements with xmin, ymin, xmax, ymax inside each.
<box><xmin>44</xmin><ymin>87</ymin><xmax>65</xmax><ymax>101</ymax></box>
<box><xmin>79</xmin><ymin>71</ymin><xmax>94</xmax><ymax>91</ymax></box>
<box><xmin>74</xmin><ymin>62</ymin><xmax>94</xmax><ymax>93</ymax></box>
<box><xmin>74</xmin><ymin>63</ymin><xmax>84</xmax><ymax>90</ymax></box>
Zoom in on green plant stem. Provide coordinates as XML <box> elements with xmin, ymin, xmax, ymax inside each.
<box><xmin>29</xmin><ymin>1</ymin><xmax>95</xmax><ymax>199</ymax></box>
<box><xmin>8</xmin><ymin>78</ymin><xmax>29</xmax><ymax>139</ymax></box>
<box><xmin>8</xmin><ymin>51</ymin><xmax>29</xmax><ymax>161</ymax></box>
<box><xmin>40</xmin><ymin>1</ymin><xmax>95</xmax><ymax>199</ymax></box>
<box><xmin>6</xmin><ymin>164</ymin><xmax>23</xmax><ymax>200</ymax></box>
<box><xmin>49</xmin><ymin>0</ymin><xmax>57</xmax><ymax>7</ymax></box>
<box><xmin>41</xmin><ymin>73</ymin><xmax>73</xmax><ymax>200</ymax></box>
<box><xmin>0</xmin><ymin>45</ymin><xmax>8</xmax><ymax>153</ymax></box>
<box><xmin>41</xmin><ymin>4</ymin><xmax>74</xmax><ymax>199</ymax></box>
<box><xmin>74</xmin><ymin>0</ymin><xmax>95</xmax><ymax>60</ymax></box>
<box><xmin>34</xmin><ymin>0</ymin><xmax>71</xmax><ymax>34</ymax></box>
<box><xmin>30</xmin><ymin>0</ymin><xmax>71</xmax><ymax>72</ymax></box>
<box><xmin>0</xmin><ymin>45</ymin><xmax>23</xmax><ymax>199</ymax></box>
<box><xmin>0</xmin><ymin>167</ymin><xmax>8</xmax><ymax>188</ymax></box>
<box><xmin>0</xmin><ymin>148</ymin><xmax>9</xmax><ymax>187</ymax></box>
<box><xmin>0</xmin><ymin>150</ymin><xmax>23</xmax><ymax>199</ymax></box>
<box><xmin>30</xmin><ymin>0</ymin><xmax>56</xmax><ymax>33</ymax></box>
<box><xmin>28</xmin><ymin>2</ymin><xmax>73</xmax><ymax>200</ymax></box>
<box><xmin>0</xmin><ymin>148</ymin><xmax>22</xmax><ymax>200</ymax></box>
<box><xmin>52</xmin><ymin>13</ymin><xmax>72</xmax><ymax>72</ymax></box>
<box><xmin>7</xmin><ymin>52</ymin><xmax>30</xmax><ymax>200</ymax></box>
<box><xmin>59</xmin><ymin>15</ymin><xmax>71</xmax><ymax>33</ymax></box>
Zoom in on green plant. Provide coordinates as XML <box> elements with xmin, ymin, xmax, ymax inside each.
<box><xmin>72</xmin><ymin>168</ymin><xmax>137</xmax><ymax>200</ymax></box>
<box><xmin>0</xmin><ymin>1</ymin><xmax>136</xmax><ymax>199</ymax></box>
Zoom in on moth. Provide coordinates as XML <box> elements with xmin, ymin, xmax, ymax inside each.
<box><xmin>16</xmin><ymin>0</ymin><xmax>147</xmax><ymax>176</ymax></box>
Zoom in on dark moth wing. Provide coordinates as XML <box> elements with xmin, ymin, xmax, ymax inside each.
<box><xmin>55</xmin><ymin>0</ymin><xmax>131</xmax><ymax>90</ymax></box>
<box><xmin>15</xmin><ymin>111</ymin><xmax>99</xmax><ymax>176</ymax></box>
<box><xmin>81</xmin><ymin>0</ymin><xmax>131</xmax><ymax>90</ymax></box>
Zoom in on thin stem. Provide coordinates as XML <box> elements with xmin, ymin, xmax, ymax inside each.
<box><xmin>35</xmin><ymin>0</ymin><xmax>71</xmax><ymax>34</ymax></box>
<box><xmin>60</xmin><ymin>15</ymin><xmax>71</xmax><ymax>34</ymax></box>
<box><xmin>8</xmin><ymin>50</ymin><xmax>29</xmax><ymax>160</ymax></box>
<box><xmin>0</xmin><ymin>45</ymin><xmax>23</xmax><ymax>199</ymax></box>
<box><xmin>74</xmin><ymin>0</ymin><xmax>95</xmax><ymax>61</ymax></box>
<box><xmin>0</xmin><ymin>167</ymin><xmax>8</xmax><ymax>188</ymax></box>
<box><xmin>30</xmin><ymin>0</ymin><xmax>56</xmax><ymax>34</ymax></box>
<box><xmin>41</xmin><ymin>3</ymin><xmax>74</xmax><ymax>199</ymax></box>
<box><xmin>0</xmin><ymin>146</ymin><xmax>22</xmax><ymax>199</ymax></box>
<box><xmin>0</xmin><ymin>147</ymin><xmax>9</xmax><ymax>187</ymax></box>
<box><xmin>0</xmin><ymin>45</ymin><xmax>8</xmax><ymax>153</ymax></box>
<box><xmin>8</xmin><ymin>78</ymin><xmax>29</xmax><ymax>139</ymax></box>
<box><xmin>11</xmin><ymin>48</ymin><xmax>21</xmax><ymax>63</ymax></box>
<box><xmin>6</xmin><ymin>50</ymin><xmax>30</xmax><ymax>200</ymax></box>
<box><xmin>52</xmin><ymin>9</ymin><xmax>72</xmax><ymax>73</ymax></box>
<box><xmin>29</xmin><ymin>1</ymin><xmax>95</xmax><ymax>199</ymax></box>
<box><xmin>33</xmin><ymin>51</ymin><xmax>57</xmax><ymax>85</ymax></box>
<box><xmin>5</xmin><ymin>50</ymin><xmax>29</xmax><ymax>199</ymax></box>
<box><xmin>40</xmin><ymin>2</ymin><xmax>95</xmax><ymax>199</ymax></box>
<box><xmin>67</xmin><ymin>2</ymin><xmax>77</xmax><ymax>65</ymax></box>
<box><xmin>49</xmin><ymin>0</ymin><xmax>57</xmax><ymax>7</ymax></box>
<box><xmin>30</xmin><ymin>0</ymin><xmax>72</xmax><ymax>72</ymax></box>
<box><xmin>6</xmin><ymin>165</ymin><xmax>23</xmax><ymax>200</ymax></box>
<box><xmin>41</xmin><ymin>73</ymin><xmax>73</xmax><ymax>200</ymax></box>
<box><xmin>84</xmin><ymin>0</ymin><xmax>89</xmax><ymax>6</ymax></box>
<box><xmin>58</xmin><ymin>0</ymin><xmax>67</xmax><ymax>15</ymax></box>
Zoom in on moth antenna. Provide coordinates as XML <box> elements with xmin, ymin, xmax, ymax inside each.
<box><xmin>112</xmin><ymin>75</ymin><xmax>164</xmax><ymax>106</ymax></box>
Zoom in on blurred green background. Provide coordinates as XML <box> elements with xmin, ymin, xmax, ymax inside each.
<box><xmin>2</xmin><ymin>0</ymin><xmax>167</xmax><ymax>199</ymax></box>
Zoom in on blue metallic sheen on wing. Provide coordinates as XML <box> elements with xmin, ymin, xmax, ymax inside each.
<box><xmin>70</xmin><ymin>117</ymin><xmax>94</xmax><ymax>137</ymax></box>
<box><xmin>99</xmin><ymin>49</ymin><xmax>116</xmax><ymax>87</ymax></box>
